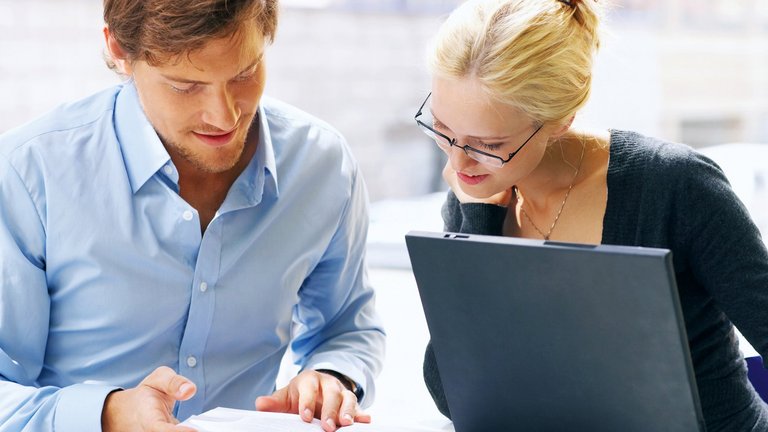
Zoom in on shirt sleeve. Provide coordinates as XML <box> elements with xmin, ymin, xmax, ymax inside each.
<box><xmin>0</xmin><ymin>155</ymin><xmax>118</xmax><ymax>431</ymax></box>
<box><xmin>289</xmin><ymin>166</ymin><xmax>385</xmax><ymax>408</ymax></box>
<box><xmin>677</xmin><ymin>151</ymin><xmax>768</xmax><ymax>364</ymax></box>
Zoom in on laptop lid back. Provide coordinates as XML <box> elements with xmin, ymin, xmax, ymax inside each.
<box><xmin>406</xmin><ymin>231</ymin><xmax>705</xmax><ymax>432</ymax></box>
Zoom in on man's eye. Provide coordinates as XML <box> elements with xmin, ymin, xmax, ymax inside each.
<box><xmin>170</xmin><ymin>84</ymin><xmax>196</xmax><ymax>94</ymax></box>
<box><xmin>234</xmin><ymin>73</ymin><xmax>255</xmax><ymax>82</ymax></box>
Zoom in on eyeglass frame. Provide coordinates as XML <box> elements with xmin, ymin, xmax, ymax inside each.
<box><xmin>414</xmin><ymin>92</ymin><xmax>543</xmax><ymax>168</ymax></box>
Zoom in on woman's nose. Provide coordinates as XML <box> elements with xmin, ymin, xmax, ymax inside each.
<box><xmin>448</xmin><ymin>144</ymin><xmax>477</xmax><ymax>171</ymax></box>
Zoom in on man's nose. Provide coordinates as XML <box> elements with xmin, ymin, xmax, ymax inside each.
<box><xmin>202</xmin><ymin>87</ymin><xmax>239</xmax><ymax>131</ymax></box>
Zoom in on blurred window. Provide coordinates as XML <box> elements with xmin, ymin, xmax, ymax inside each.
<box><xmin>282</xmin><ymin>0</ymin><xmax>462</xmax><ymax>13</ymax></box>
<box><xmin>680</xmin><ymin>118</ymin><xmax>743</xmax><ymax>148</ymax></box>
<box><xmin>759</xmin><ymin>1</ymin><xmax>768</xmax><ymax>29</ymax></box>
<box><xmin>610</xmin><ymin>0</ymin><xmax>664</xmax><ymax>26</ymax></box>
<box><xmin>680</xmin><ymin>0</ymin><xmax>751</xmax><ymax>30</ymax></box>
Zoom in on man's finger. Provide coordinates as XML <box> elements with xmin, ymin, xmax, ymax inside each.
<box><xmin>354</xmin><ymin>410</ymin><xmax>372</xmax><ymax>424</ymax></box>
<box><xmin>141</xmin><ymin>366</ymin><xmax>196</xmax><ymax>401</ymax></box>
<box><xmin>320</xmin><ymin>388</ymin><xmax>342</xmax><ymax>432</ymax></box>
<box><xmin>337</xmin><ymin>390</ymin><xmax>358</xmax><ymax>426</ymax></box>
<box><xmin>318</xmin><ymin>375</ymin><xmax>346</xmax><ymax>432</ymax></box>
<box><xmin>255</xmin><ymin>386</ymin><xmax>291</xmax><ymax>413</ymax></box>
<box><xmin>297</xmin><ymin>374</ymin><xmax>320</xmax><ymax>423</ymax></box>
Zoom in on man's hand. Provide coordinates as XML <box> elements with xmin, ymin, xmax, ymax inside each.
<box><xmin>255</xmin><ymin>370</ymin><xmax>369</xmax><ymax>432</ymax></box>
<box><xmin>101</xmin><ymin>366</ymin><xmax>198</xmax><ymax>432</ymax></box>
<box><xmin>443</xmin><ymin>162</ymin><xmax>513</xmax><ymax>206</ymax></box>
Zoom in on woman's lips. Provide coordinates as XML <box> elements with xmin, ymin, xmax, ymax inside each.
<box><xmin>193</xmin><ymin>130</ymin><xmax>235</xmax><ymax>147</ymax></box>
<box><xmin>457</xmin><ymin>172</ymin><xmax>489</xmax><ymax>185</ymax></box>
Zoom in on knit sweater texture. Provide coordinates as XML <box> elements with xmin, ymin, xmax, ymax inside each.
<box><xmin>423</xmin><ymin>130</ymin><xmax>768</xmax><ymax>432</ymax></box>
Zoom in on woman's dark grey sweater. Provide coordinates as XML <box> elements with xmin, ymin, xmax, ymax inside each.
<box><xmin>423</xmin><ymin>130</ymin><xmax>768</xmax><ymax>431</ymax></box>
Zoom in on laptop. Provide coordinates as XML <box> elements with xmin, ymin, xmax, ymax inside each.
<box><xmin>405</xmin><ymin>231</ymin><xmax>706</xmax><ymax>432</ymax></box>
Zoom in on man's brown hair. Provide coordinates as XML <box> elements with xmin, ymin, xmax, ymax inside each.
<box><xmin>103</xmin><ymin>0</ymin><xmax>278</xmax><ymax>68</ymax></box>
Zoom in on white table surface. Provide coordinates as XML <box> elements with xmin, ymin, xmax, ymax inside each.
<box><xmin>364</xmin><ymin>268</ymin><xmax>454</xmax><ymax>431</ymax></box>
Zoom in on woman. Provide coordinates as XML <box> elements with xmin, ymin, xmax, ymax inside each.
<box><xmin>417</xmin><ymin>0</ymin><xmax>768</xmax><ymax>430</ymax></box>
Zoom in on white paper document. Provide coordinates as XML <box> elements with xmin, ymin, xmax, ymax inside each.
<box><xmin>181</xmin><ymin>407</ymin><xmax>443</xmax><ymax>432</ymax></box>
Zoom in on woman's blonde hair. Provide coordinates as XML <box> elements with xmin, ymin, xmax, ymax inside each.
<box><xmin>430</xmin><ymin>0</ymin><xmax>602</xmax><ymax>126</ymax></box>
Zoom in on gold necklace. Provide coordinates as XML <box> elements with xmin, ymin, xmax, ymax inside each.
<box><xmin>514</xmin><ymin>143</ymin><xmax>585</xmax><ymax>240</ymax></box>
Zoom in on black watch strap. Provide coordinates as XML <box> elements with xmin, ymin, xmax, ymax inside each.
<box><xmin>316</xmin><ymin>369</ymin><xmax>364</xmax><ymax>401</ymax></box>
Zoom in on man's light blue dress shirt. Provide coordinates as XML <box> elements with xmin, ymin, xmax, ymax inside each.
<box><xmin>0</xmin><ymin>82</ymin><xmax>385</xmax><ymax>431</ymax></box>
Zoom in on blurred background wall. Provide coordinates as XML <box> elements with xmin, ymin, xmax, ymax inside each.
<box><xmin>1</xmin><ymin>0</ymin><xmax>768</xmax><ymax>202</ymax></box>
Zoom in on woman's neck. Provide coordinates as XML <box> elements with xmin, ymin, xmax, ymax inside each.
<box><xmin>514</xmin><ymin>130</ymin><xmax>597</xmax><ymax>211</ymax></box>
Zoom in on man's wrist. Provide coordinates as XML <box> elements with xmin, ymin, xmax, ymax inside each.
<box><xmin>315</xmin><ymin>369</ymin><xmax>364</xmax><ymax>401</ymax></box>
<box><xmin>101</xmin><ymin>389</ymin><xmax>125</xmax><ymax>432</ymax></box>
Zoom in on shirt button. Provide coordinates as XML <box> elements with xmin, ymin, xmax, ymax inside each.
<box><xmin>182</xmin><ymin>210</ymin><xmax>194</xmax><ymax>221</ymax></box>
<box><xmin>199</xmin><ymin>282</ymin><xmax>208</xmax><ymax>293</ymax></box>
<box><xmin>186</xmin><ymin>356</ymin><xmax>198</xmax><ymax>368</ymax></box>
<box><xmin>163</xmin><ymin>165</ymin><xmax>173</xmax><ymax>176</ymax></box>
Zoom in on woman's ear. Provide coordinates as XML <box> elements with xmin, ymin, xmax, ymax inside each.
<box><xmin>551</xmin><ymin>115</ymin><xmax>575</xmax><ymax>138</ymax></box>
<box><xmin>103</xmin><ymin>26</ymin><xmax>132</xmax><ymax>75</ymax></box>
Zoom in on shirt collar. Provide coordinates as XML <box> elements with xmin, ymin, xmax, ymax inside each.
<box><xmin>220</xmin><ymin>103</ymin><xmax>279</xmax><ymax>212</ymax></box>
<box><xmin>114</xmin><ymin>81</ymin><xmax>172</xmax><ymax>194</ymax></box>
<box><xmin>255</xmin><ymin>102</ymin><xmax>279</xmax><ymax>197</ymax></box>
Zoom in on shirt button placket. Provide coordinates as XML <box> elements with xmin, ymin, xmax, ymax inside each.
<box><xmin>177</xmin><ymin>220</ymin><xmax>221</xmax><ymax>420</ymax></box>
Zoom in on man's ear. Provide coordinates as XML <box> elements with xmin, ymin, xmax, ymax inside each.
<box><xmin>103</xmin><ymin>26</ymin><xmax>132</xmax><ymax>75</ymax></box>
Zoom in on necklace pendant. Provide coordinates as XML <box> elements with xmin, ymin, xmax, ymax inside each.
<box><xmin>515</xmin><ymin>142</ymin><xmax>586</xmax><ymax>242</ymax></box>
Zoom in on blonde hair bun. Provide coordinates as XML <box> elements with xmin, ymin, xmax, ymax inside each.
<box><xmin>430</xmin><ymin>0</ymin><xmax>602</xmax><ymax>125</ymax></box>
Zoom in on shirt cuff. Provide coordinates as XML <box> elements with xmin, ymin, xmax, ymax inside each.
<box><xmin>54</xmin><ymin>383</ymin><xmax>120</xmax><ymax>432</ymax></box>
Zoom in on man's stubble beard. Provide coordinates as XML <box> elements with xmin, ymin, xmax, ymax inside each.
<box><xmin>159</xmin><ymin>119</ymin><xmax>254</xmax><ymax>174</ymax></box>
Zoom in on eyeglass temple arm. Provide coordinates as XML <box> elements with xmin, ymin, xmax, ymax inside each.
<box><xmin>505</xmin><ymin>124</ymin><xmax>544</xmax><ymax>160</ymax></box>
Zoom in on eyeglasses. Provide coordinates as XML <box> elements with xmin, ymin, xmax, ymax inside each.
<box><xmin>414</xmin><ymin>92</ymin><xmax>542</xmax><ymax>168</ymax></box>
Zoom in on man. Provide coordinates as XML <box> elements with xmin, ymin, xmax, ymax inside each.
<box><xmin>0</xmin><ymin>1</ymin><xmax>385</xmax><ymax>431</ymax></box>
